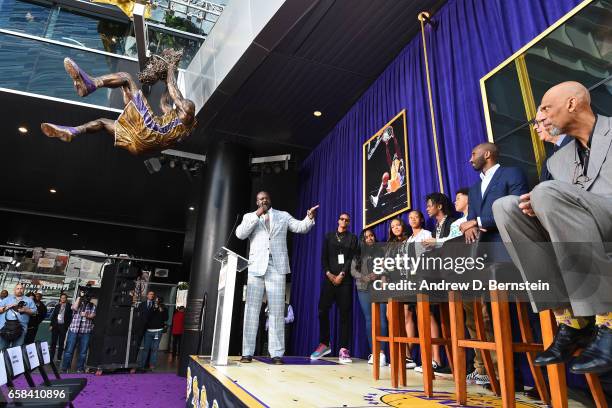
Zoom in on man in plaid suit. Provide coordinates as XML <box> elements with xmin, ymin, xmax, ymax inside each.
<box><xmin>236</xmin><ymin>191</ymin><xmax>318</xmax><ymax>364</ymax></box>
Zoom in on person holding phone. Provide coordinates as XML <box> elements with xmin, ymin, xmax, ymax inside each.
<box><xmin>132</xmin><ymin>296</ymin><xmax>168</xmax><ymax>373</ymax></box>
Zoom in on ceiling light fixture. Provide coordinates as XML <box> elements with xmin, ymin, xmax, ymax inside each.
<box><xmin>313</xmin><ymin>111</ymin><xmax>322</xmax><ymax>117</ymax></box>
<box><xmin>49</xmin><ymin>189</ymin><xmax>57</xmax><ymax>194</ymax></box>
<box><xmin>188</xmin><ymin>206</ymin><xmax>195</xmax><ymax>211</ymax></box>
<box><xmin>18</xmin><ymin>126</ymin><xmax>28</xmax><ymax>134</ymax></box>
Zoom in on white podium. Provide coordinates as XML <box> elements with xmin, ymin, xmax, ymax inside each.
<box><xmin>210</xmin><ymin>246</ymin><xmax>248</xmax><ymax>366</ymax></box>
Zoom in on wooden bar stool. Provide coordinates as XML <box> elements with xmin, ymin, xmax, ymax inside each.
<box><xmin>449</xmin><ymin>289</ymin><xmax>551</xmax><ymax>407</ymax></box>
<box><xmin>372</xmin><ymin>299</ymin><xmax>391</xmax><ymax>381</ymax></box>
<box><xmin>382</xmin><ymin>296</ymin><xmax>454</xmax><ymax>396</ymax></box>
<box><xmin>540</xmin><ymin>310</ymin><xmax>608</xmax><ymax>408</ymax></box>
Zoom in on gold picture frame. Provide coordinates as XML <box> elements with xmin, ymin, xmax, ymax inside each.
<box><xmin>362</xmin><ymin>109</ymin><xmax>411</xmax><ymax>229</ymax></box>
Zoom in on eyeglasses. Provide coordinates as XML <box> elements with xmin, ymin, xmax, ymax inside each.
<box><xmin>527</xmin><ymin>118</ymin><xmax>540</xmax><ymax>127</ymax></box>
<box><xmin>339</xmin><ymin>217</ymin><xmax>350</xmax><ymax>222</ymax></box>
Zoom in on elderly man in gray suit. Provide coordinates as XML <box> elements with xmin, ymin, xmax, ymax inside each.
<box><xmin>493</xmin><ymin>81</ymin><xmax>612</xmax><ymax>374</ymax></box>
<box><xmin>236</xmin><ymin>191</ymin><xmax>319</xmax><ymax>365</ymax></box>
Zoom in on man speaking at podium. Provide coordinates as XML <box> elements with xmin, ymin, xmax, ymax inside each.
<box><xmin>236</xmin><ymin>191</ymin><xmax>319</xmax><ymax>365</ymax></box>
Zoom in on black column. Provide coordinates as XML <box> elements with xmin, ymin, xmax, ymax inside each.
<box><xmin>178</xmin><ymin>142</ymin><xmax>250</xmax><ymax>375</ymax></box>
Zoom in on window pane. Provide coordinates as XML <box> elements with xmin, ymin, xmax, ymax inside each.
<box><xmin>0</xmin><ymin>0</ymin><xmax>52</xmax><ymax>37</ymax></box>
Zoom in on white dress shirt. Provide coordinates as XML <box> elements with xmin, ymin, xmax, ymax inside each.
<box><xmin>555</xmin><ymin>134</ymin><xmax>566</xmax><ymax>147</ymax></box>
<box><xmin>480</xmin><ymin>163</ymin><xmax>500</xmax><ymax>196</ymax></box>
<box><xmin>477</xmin><ymin>163</ymin><xmax>500</xmax><ymax>227</ymax></box>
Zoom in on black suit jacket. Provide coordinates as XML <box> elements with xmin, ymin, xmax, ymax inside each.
<box><xmin>539</xmin><ymin>136</ymin><xmax>572</xmax><ymax>182</ymax></box>
<box><xmin>436</xmin><ymin>216</ymin><xmax>457</xmax><ymax>239</ymax></box>
<box><xmin>50</xmin><ymin>302</ymin><xmax>73</xmax><ymax>329</ymax></box>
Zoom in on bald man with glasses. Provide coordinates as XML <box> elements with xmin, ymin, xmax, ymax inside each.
<box><xmin>493</xmin><ymin>81</ymin><xmax>612</xmax><ymax>374</ymax></box>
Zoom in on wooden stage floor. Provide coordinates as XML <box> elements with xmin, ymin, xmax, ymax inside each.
<box><xmin>189</xmin><ymin>356</ymin><xmax>593</xmax><ymax>408</ymax></box>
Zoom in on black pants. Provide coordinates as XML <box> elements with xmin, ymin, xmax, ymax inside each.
<box><xmin>318</xmin><ymin>280</ymin><xmax>352</xmax><ymax>349</ymax></box>
<box><xmin>24</xmin><ymin>324</ymin><xmax>40</xmax><ymax>344</ymax></box>
<box><xmin>50</xmin><ymin>325</ymin><xmax>68</xmax><ymax>360</ymax></box>
<box><xmin>171</xmin><ymin>334</ymin><xmax>182</xmax><ymax>356</ymax></box>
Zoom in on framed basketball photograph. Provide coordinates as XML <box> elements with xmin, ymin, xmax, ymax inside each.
<box><xmin>363</xmin><ymin>110</ymin><xmax>411</xmax><ymax>229</ymax></box>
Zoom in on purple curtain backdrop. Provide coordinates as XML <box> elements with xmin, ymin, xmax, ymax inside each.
<box><xmin>289</xmin><ymin>0</ymin><xmax>582</xmax><ymax>365</ymax></box>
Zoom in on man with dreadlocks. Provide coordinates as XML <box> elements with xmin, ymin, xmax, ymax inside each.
<box><xmin>41</xmin><ymin>49</ymin><xmax>197</xmax><ymax>155</ymax></box>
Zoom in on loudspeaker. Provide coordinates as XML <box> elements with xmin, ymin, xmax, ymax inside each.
<box><xmin>99</xmin><ymin>306</ymin><xmax>131</xmax><ymax>336</ymax></box>
<box><xmin>88</xmin><ymin>334</ymin><xmax>140</xmax><ymax>365</ymax></box>
<box><xmin>111</xmin><ymin>261</ymin><xmax>139</xmax><ymax>279</ymax></box>
<box><xmin>87</xmin><ymin>262</ymin><xmax>143</xmax><ymax>367</ymax></box>
<box><xmin>98</xmin><ymin>264</ymin><xmax>139</xmax><ymax>307</ymax></box>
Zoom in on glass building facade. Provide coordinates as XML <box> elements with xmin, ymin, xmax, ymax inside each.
<box><xmin>0</xmin><ymin>0</ymin><xmax>224</xmax><ymax>107</ymax></box>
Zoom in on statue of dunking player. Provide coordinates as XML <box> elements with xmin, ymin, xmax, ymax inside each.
<box><xmin>41</xmin><ymin>49</ymin><xmax>197</xmax><ymax>155</ymax></box>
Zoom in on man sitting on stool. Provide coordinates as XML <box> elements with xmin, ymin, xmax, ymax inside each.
<box><xmin>493</xmin><ymin>81</ymin><xmax>612</xmax><ymax>374</ymax></box>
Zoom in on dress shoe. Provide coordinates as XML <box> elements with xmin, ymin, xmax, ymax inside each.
<box><xmin>272</xmin><ymin>357</ymin><xmax>283</xmax><ymax>365</ymax></box>
<box><xmin>534</xmin><ymin>323</ymin><xmax>594</xmax><ymax>366</ymax></box>
<box><xmin>571</xmin><ymin>325</ymin><xmax>612</xmax><ymax>374</ymax></box>
<box><xmin>239</xmin><ymin>355</ymin><xmax>253</xmax><ymax>363</ymax></box>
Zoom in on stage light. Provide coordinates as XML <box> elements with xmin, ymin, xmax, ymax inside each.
<box><xmin>49</xmin><ymin>188</ymin><xmax>57</xmax><ymax>194</ymax></box>
<box><xmin>18</xmin><ymin>126</ymin><xmax>28</xmax><ymax>134</ymax></box>
<box><xmin>15</xmin><ymin>262</ymin><xmax>20</xmax><ymax>268</ymax></box>
<box><xmin>188</xmin><ymin>206</ymin><xmax>195</xmax><ymax>211</ymax></box>
<box><xmin>72</xmin><ymin>233</ymin><xmax>78</xmax><ymax>237</ymax></box>
<box><xmin>313</xmin><ymin>111</ymin><xmax>322</xmax><ymax>117</ymax></box>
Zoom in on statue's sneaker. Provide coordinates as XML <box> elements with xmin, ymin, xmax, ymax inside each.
<box><xmin>64</xmin><ymin>57</ymin><xmax>97</xmax><ymax>97</ymax></box>
<box><xmin>41</xmin><ymin>123</ymin><xmax>78</xmax><ymax>142</ymax></box>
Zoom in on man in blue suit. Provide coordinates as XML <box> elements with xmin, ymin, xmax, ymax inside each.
<box><xmin>460</xmin><ymin>142</ymin><xmax>529</xmax><ymax>243</ymax></box>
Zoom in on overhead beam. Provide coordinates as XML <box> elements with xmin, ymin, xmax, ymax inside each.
<box><xmin>133</xmin><ymin>3</ymin><xmax>149</xmax><ymax>71</ymax></box>
<box><xmin>0</xmin><ymin>207</ymin><xmax>184</xmax><ymax>234</ymax></box>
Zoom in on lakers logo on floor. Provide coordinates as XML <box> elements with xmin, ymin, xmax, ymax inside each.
<box><xmin>367</xmin><ymin>389</ymin><xmax>545</xmax><ymax>407</ymax></box>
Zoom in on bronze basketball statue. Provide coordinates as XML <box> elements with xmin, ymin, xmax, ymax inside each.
<box><xmin>41</xmin><ymin>49</ymin><xmax>197</xmax><ymax>155</ymax></box>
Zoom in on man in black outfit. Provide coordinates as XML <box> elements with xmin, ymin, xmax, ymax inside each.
<box><xmin>49</xmin><ymin>293</ymin><xmax>72</xmax><ymax>361</ymax></box>
<box><xmin>424</xmin><ymin>192</ymin><xmax>456</xmax><ymax>239</ymax></box>
<box><xmin>133</xmin><ymin>291</ymin><xmax>156</xmax><ymax>359</ymax></box>
<box><xmin>311</xmin><ymin>212</ymin><xmax>358</xmax><ymax>363</ymax></box>
<box><xmin>25</xmin><ymin>292</ymin><xmax>47</xmax><ymax>343</ymax></box>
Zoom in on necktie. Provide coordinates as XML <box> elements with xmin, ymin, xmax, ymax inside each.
<box><xmin>148</xmin><ymin>301</ymin><xmax>152</xmax><ymax>310</ymax></box>
<box><xmin>264</xmin><ymin>213</ymin><xmax>271</xmax><ymax>232</ymax></box>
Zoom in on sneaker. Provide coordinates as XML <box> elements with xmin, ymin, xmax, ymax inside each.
<box><xmin>339</xmin><ymin>348</ymin><xmax>352</xmax><ymax>364</ymax></box>
<box><xmin>310</xmin><ymin>343</ymin><xmax>331</xmax><ymax>360</ymax></box>
<box><xmin>239</xmin><ymin>355</ymin><xmax>253</xmax><ymax>363</ymax></box>
<box><xmin>406</xmin><ymin>358</ymin><xmax>416</xmax><ymax>369</ymax></box>
<box><xmin>367</xmin><ymin>352</ymin><xmax>387</xmax><ymax>366</ymax></box>
<box><xmin>40</xmin><ymin>123</ymin><xmax>79</xmax><ymax>142</ymax></box>
<box><xmin>370</xmin><ymin>195</ymin><xmax>379</xmax><ymax>208</ymax></box>
<box><xmin>64</xmin><ymin>57</ymin><xmax>97</xmax><ymax>97</ymax></box>
<box><xmin>466</xmin><ymin>369</ymin><xmax>479</xmax><ymax>384</ymax></box>
<box><xmin>415</xmin><ymin>361</ymin><xmax>453</xmax><ymax>378</ymax></box>
<box><xmin>474</xmin><ymin>372</ymin><xmax>490</xmax><ymax>385</ymax></box>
